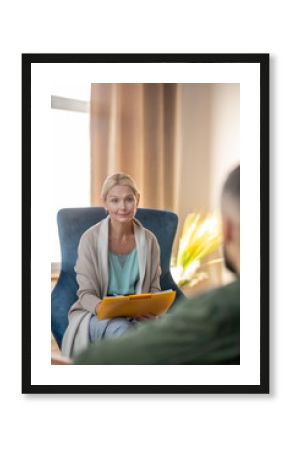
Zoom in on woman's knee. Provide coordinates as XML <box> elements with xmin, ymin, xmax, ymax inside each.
<box><xmin>89</xmin><ymin>317</ymin><xmax>135</xmax><ymax>342</ymax></box>
<box><xmin>106</xmin><ymin>318</ymin><xmax>135</xmax><ymax>338</ymax></box>
<box><xmin>89</xmin><ymin>316</ymin><xmax>109</xmax><ymax>342</ymax></box>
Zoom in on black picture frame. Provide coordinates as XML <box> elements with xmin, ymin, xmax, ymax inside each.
<box><xmin>22</xmin><ymin>53</ymin><xmax>269</xmax><ymax>394</ymax></box>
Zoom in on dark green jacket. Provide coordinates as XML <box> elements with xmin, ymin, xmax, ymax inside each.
<box><xmin>74</xmin><ymin>278</ymin><xmax>240</xmax><ymax>365</ymax></box>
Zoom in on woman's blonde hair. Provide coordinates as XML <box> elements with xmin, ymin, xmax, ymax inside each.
<box><xmin>101</xmin><ymin>172</ymin><xmax>140</xmax><ymax>201</ymax></box>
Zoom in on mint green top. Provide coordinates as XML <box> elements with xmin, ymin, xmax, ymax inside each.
<box><xmin>107</xmin><ymin>247</ymin><xmax>140</xmax><ymax>296</ymax></box>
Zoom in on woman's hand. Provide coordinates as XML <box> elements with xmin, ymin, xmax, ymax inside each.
<box><xmin>95</xmin><ymin>302</ymin><xmax>101</xmax><ymax>315</ymax></box>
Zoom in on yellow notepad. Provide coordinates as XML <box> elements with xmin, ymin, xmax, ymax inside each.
<box><xmin>97</xmin><ymin>290</ymin><xmax>176</xmax><ymax>320</ymax></box>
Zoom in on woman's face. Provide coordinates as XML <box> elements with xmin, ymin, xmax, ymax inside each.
<box><xmin>105</xmin><ymin>184</ymin><xmax>139</xmax><ymax>224</ymax></box>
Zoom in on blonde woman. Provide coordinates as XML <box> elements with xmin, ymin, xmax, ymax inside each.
<box><xmin>62</xmin><ymin>173</ymin><xmax>161</xmax><ymax>358</ymax></box>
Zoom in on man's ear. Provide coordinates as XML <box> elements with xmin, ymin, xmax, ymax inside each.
<box><xmin>222</xmin><ymin>216</ymin><xmax>233</xmax><ymax>244</ymax></box>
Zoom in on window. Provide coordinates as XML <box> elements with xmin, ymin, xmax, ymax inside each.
<box><xmin>51</xmin><ymin>95</ymin><xmax>90</xmax><ymax>264</ymax></box>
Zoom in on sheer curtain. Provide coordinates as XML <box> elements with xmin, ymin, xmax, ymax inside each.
<box><xmin>90</xmin><ymin>83</ymin><xmax>181</xmax><ymax>210</ymax></box>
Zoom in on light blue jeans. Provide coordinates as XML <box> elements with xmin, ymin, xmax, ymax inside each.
<box><xmin>89</xmin><ymin>316</ymin><xmax>136</xmax><ymax>342</ymax></box>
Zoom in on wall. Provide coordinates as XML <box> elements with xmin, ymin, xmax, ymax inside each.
<box><xmin>173</xmin><ymin>84</ymin><xmax>211</xmax><ymax>253</ymax></box>
<box><xmin>209</xmin><ymin>83</ymin><xmax>240</xmax><ymax>211</ymax></box>
<box><xmin>173</xmin><ymin>83</ymin><xmax>240</xmax><ymax>257</ymax></box>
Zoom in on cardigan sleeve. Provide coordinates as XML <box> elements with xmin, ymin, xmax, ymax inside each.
<box><xmin>149</xmin><ymin>235</ymin><xmax>161</xmax><ymax>293</ymax></box>
<box><xmin>74</xmin><ymin>232</ymin><xmax>102</xmax><ymax>314</ymax></box>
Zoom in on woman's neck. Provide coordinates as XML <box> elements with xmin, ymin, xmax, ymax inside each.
<box><xmin>109</xmin><ymin>218</ymin><xmax>134</xmax><ymax>239</ymax></box>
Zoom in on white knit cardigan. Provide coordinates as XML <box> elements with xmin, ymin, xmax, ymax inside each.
<box><xmin>61</xmin><ymin>216</ymin><xmax>161</xmax><ymax>358</ymax></box>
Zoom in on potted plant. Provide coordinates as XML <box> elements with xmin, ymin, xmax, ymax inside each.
<box><xmin>171</xmin><ymin>212</ymin><xmax>222</xmax><ymax>295</ymax></box>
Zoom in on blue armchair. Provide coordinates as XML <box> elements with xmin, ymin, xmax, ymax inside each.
<box><xmin>51</xmin><ymin>207</ymin><xmax>184</xmax><ymax>348</ymax></box>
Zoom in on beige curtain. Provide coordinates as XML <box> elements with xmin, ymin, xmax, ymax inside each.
<box><xmin>90</xmin><ymin>83</ymin><xmax>180</xmax><ymax>210</ymax></box>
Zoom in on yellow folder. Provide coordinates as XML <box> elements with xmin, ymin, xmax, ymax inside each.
<box><xmin>97</xmin><ymin>290</ymin><xmax>176</xmax><ymax>320</ymax></box>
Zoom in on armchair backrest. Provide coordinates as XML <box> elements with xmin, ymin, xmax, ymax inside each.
<box><xmin>51</xmin><ymin>207</ymin><xmax>183</xmax><ymax>347</ymax></box>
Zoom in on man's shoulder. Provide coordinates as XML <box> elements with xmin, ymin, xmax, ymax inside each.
<box><xmin>176</xmin><ymin>278</ymin><xmax>240</xmax><ymax>318</ymax></box>
<box><xmin>193</xmin><ymin>278</ymin><xmax>239</xmax><ymax>302</ymax></box>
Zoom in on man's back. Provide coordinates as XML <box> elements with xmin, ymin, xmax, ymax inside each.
<box><xmin>74</xmin><ymin>278</ymin><xmax>240</xmax><ymax>365</ymax></box>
